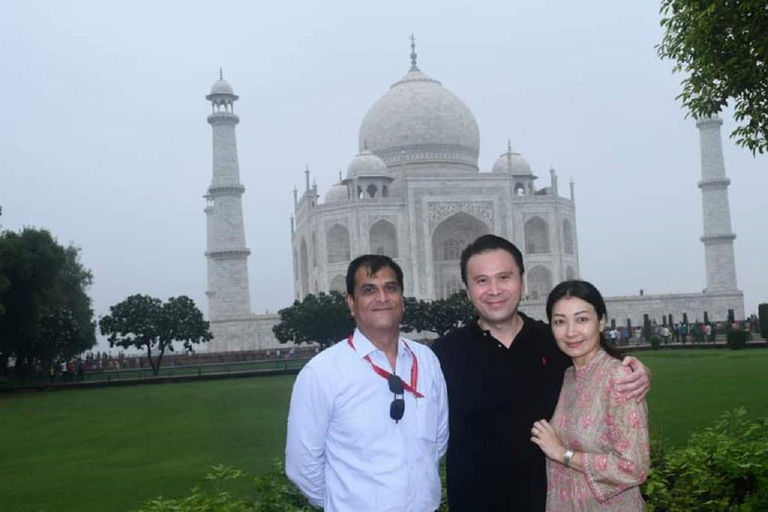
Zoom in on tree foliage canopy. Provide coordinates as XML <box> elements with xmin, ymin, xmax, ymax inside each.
<box><xmin>272</xmin><ymin>291</ymin><xmax>354</xmax><ymax>349</ymax></box>
<box><xmin>658</xmin><ymin>0</ymin><xmax>768</xmax><ymax>154</ymax></box>
<box><xmin>0</xmin><ymin>228</ymin><xmax>95</xmax><ymax>378</ymax></box>
<box><xmin>272</xmin><ymin>290</ymin><xmax>476</xmax><ymax>349</ymax></box>
<box><xmin>99</xmin><ymin>294</ymin><xmax>212</xmax><ymax>375</ymax></box>
<box><xmin>402</xmin><ymin>292</ymin><xmax>475</xmax><ymax>337</ymax></box>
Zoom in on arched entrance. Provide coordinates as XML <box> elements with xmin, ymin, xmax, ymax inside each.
<box><xmin>431</xmin><ymin>212</ymin><xmax>490</xmax><ymax>298</ymax></box>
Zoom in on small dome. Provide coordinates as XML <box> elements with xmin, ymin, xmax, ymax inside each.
<box><xmin>324</xmin><ymin>182</ymin><xmax>349</xmax><ymax>205</ymax></box>
<box><xmin>210</xmin><ymin>79</ymin><xmax>234</xmax><ymax>95</ymax></box>
<box><xmin>492</xmin><ymin>147</ymin><xmax>532</xmax><ymax>175</ymax></box>
<box><xmin>346</xmin><ymin>150</ymin><xmax>389</xmax><ymax>179</ymax></box>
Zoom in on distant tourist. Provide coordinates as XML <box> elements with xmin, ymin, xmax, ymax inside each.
<box><xmin>285</xmin><ymin>254</ymin><xmax>448</xmax><ymax>512</ymax></box>
<box><xmin>609</xmin><ymin>327</ymin><xmax>618</xmax><ymax>345</ymax></box>
<box><xmin>692</xmin><ymin>323</ymin><xmax>703</xmax><ymax>344</ymax></box>
<box><xmin>532</xmin><ymin>280</ymin><xmax>650</xmax><ymax>511</ymax></box>
<box><xmin>620</xmin><ymin>326</ymin><xmax>630</xmax><ymax>345</ymax></box>
<box><xmin>661</xmin><ymin>325</ymin><xmax>671</xmax><ymax>345</ymax></box>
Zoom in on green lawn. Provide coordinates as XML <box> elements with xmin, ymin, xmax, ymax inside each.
<box><xmin>0</xmin><ymin>376</ymin><xmax>296</xmax><ymax>512</ymax></box>
<box><xmin>1</xmin><ymin>349</ymin><xmax>767</xmax><ymax>512</ymax></box>
<box><xmin>637</xmin><ymin>349</ymin><xmax>768</xmax><ymax>446</ymax></box>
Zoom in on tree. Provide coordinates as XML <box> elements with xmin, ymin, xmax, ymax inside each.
<box><xmin>426</xmin><ymin>292</ymin><xmax>475</xmax><ymax>337</ymax></box>
<box><xmin>0</xmin><ymin>228</ymin><xmax>95</xmax><ymax>380</ymax></box>
<box><xmin>759</xmin><ymin>303</ymin><xmax>768</xmax><ymax>340</ymax></box>
<box><xmin>272</xmin><ymin>291</ymin><xmax>354</xmax><ymax>349</ymax></box>
<box><xmin>402</xmin><ymin>293</ymin><xmax>475</xmax><ymax>337</ymax></box>
<box><xmin>273</xmin><ymin>290</ymin><xmax>475</xmax><ymax>348</ymax></box>
<box><xmin>402</xmin><ymin>296</ymin><xmax>431</xmax><ymax>334</ymax></box>
<box><xmin>99</xmin><ymin>294</ymin><xmax>212</xmax><ymax>375</ymax></box>
<box><xmin>657</xmin><ymin>0</ymin><xmax>768</xmax><ymax>153</ymax></box>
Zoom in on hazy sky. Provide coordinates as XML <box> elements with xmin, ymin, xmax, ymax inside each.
<box><xmin>2</xmin><ymin>1</ymin><xmax>765</xmax><ymax>350</ymax></box>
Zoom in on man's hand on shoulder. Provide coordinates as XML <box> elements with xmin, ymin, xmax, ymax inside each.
<box><xmin>615</xmin><ymin>356</ymin><xmax>651</xmax><ymax>402</ymax></box>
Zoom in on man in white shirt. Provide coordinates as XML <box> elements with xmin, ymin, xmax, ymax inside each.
<box><xmin>285</xmin><ymin>254</ymin><xmax>449</xmax><ymax>512</ymax></box>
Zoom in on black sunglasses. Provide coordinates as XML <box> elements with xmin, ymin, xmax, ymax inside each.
<box><xmin>388</xmin><ymin>374</ymin><xmax>405</xmax><ymax>423</ymax></box>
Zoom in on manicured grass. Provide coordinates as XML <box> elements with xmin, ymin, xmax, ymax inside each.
<box><xmin>636</xmin><ymin>349</ymin><xmax>768</xmax><ymax>446</ymax></box>
<box><xmin>1</xmin><ymin>349</ymin><xmax>767</xmax><ymax>512</ymax></box>
<box><xmin>0</xmin><ymin>376</ymin><xmax>296</xmax><ymax>512</ymax></box>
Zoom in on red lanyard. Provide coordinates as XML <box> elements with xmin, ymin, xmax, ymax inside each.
<box><xmin>347</xmin><ymin>335</ymin><xmax>424</xmax><ymax>398</ymax></box>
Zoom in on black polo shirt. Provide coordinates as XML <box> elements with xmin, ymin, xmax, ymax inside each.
<box><xmin>431</xmin><ymin>312</ymin><xmax>570</xmax><ymax>512</ymax></box>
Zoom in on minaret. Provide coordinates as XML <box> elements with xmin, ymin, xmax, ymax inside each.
<box><xmin>696</xmin><ymin>116</ymin><xmax>738</xmax><ymax>292</ymax></box>
<box><xmin>204</xmin><ymin>71</ymin><xmax>252</xmax><ymax>319</ymax></box>
<box><xmin>549</xmin><ymin>167</ymin><xmax>558</xmax><ymax>196</ymax></box>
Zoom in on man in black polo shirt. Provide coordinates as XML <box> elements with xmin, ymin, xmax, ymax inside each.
<box><xmin>431</xmin><ymin>235</ymin><xmax>650</xmax><ymax>511</ymax></box>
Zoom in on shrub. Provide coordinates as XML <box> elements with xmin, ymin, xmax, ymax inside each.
<box><xmin>136</xmin><ymin>412</ymin><xmax>768</xmax><ymax>512</ymax></box>
<box><xmin>643</xmin><ymin>408</ymin><xmax>768</xmax><ymax>512</ymax></box>
<box><xmin>251</xmin><ymin>461</ymin><xmax>318</xmax><ymax>511</ymax></box>
<box><xmin>131</xmin><ymin>463</ymin><xmax>317</xmax><ymax>512</ymax></box>
<box><xmin>727</xmin><ymin>329</ymin><xmax>749</xmax><ymax>350</ymax></box>
<box><xmin>759</xmin><ymin>304</ymin><xmax>768</xmax><ymax>340</ymax></box>
<box><xmin>649</xmin><ymin>335</ymin><xmax>661</xmax><ymax>350</ymax></box>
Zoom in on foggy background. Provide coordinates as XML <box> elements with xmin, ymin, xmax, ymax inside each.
<box><xmin>2</xmin><ymin>1</ymin><xmax>765</xmax><ymax>351</ymax></box>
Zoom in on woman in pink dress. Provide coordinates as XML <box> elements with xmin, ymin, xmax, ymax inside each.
<box><xmin>531</xmin><ymin>280</ymin><xmax>650</xmax><ymax>511</ymax></box>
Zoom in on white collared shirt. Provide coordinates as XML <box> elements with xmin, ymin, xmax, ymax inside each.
<box><xmin>285</xmin><ymin>329</ymin><xmax>449</xmax><ymax>512</ymax></box>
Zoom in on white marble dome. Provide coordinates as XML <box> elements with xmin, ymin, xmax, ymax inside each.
<box><xmin>492</xmin><ymin>147</ymin><xmax>532</xmax><ymax>175</ymax></box>
<box><xmin>346</xmin><ymin>150</ymin><xmax>389</xmax><ymax>179</ymax></box>
<box><xmin>210</xmin><ymin>79</ymin><xmax>234</xmax><ymax>95</ymax></box>
<box><xmin>358</xmin><ymin>66</ymin><xmax>480</xmax><ymax>170</ymax></box>
<box><xmin>324</xmin><ymin>182</ymin><xmax>349</xmax><ymax>205</ymax></box>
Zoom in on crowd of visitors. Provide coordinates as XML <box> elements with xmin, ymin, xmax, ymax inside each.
<box><xmin>604</xmin><ymin>317</ymin><xmax>759</xmax><ymax>347</ymax></box>
<box><xmin>49</xmin><ymin>351</ymin><xmax>132</xmax><ymax>382</ymax></box>
<box><xmin>44</xmin><ymin>345</ymin><xmax>320</xmax><ymax>384</ymax></box>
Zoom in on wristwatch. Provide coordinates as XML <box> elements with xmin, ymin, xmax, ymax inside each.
<box><xmin>563</xmin><ymin>449</ymin><xmax>575</xmax><ymax>468</ymax></box>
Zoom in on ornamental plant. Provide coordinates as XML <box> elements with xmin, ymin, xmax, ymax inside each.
<box><xmin>642</xmin><ymin>408</ymin><xmax>768</xmax><ymax>512</ymax></box>
<box><xmin>726</xmin><ymin>329</ymin><xmax>748</xmax><ymax>350</ymax></box>
<box><xmin>759</xmin><ymin>303</ymin><xmax>768</xmax><ymax>340</ymax></box>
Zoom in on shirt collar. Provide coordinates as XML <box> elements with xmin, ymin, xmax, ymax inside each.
<box><xmin>351</xmin><ymin>328</ymin><xmax>410</xmax><ymax>361</ymax></box>
<box><xmin>573</xmin><ymin>348</ymin><xmax>609</xmax><ymax>379</ymax></box>
<box><xmin>468</xmin><ymin>311</ymin><xmax>532</xmax><ymax>340</ymax></box>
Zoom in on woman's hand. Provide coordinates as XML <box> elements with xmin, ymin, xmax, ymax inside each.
<box><xmin>531</xmin><ymin>419</ymin><xmax>566</xmax><ymax>462</ymax></box>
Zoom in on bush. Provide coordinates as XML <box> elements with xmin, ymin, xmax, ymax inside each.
<box><xmin>138</xmin><ymin>412</ymin><xmax>768</xmax><ymax>512</ymax></box>
<box><xmin>131</xmin><ymin>463</ymin><xmax>317</xmax><ymax>512</ymax></box>
<box><xmin>649</xmin><ymin>335</ymin><xmax>661</xmax><ymax>350</ymax></box>
<box><xmin>727</xmin><ymin>329</ymin><xmax>749</xmax><ymax>350</ymax></box>
<box><xmin>759</xmin><ymin>304</ymin><xmax>768</xmax><ymax>340</ymax></box>
<box><xmin>643</xmin><ymin>408</ymin><xmax>768</xmax><ymax>512</ymax></box>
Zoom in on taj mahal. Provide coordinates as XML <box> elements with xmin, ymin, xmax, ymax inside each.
<box><xmin>202</xmin><ymin>43</ymin><xmax>744</xmax><ymax>352</ymax></box>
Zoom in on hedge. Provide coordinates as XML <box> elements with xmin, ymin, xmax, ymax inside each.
<box><xmin>133</xmin><ymin>410</ymin><xmax>767</xmax><ymax>512</ymax></box>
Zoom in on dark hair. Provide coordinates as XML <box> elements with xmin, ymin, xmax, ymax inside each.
<box><xmin>460</xmin><ymin>234</ymin><xmax>525</xmax><ymax>285</ymax></box>
<box><xmin>545</xmin><ymin>279</ymin><xmax>622</xmax><ymax>360</ymax></box>
<box><xmin>346</xmin><ymin>254</ymin><xmax>404</xmax><ymax>297</ymax></box>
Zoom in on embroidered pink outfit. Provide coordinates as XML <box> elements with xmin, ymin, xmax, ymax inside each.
<box><xmin>546</xmin><ymin>350</ymin><xmax>650</xmax><ymax>511</ymax></box>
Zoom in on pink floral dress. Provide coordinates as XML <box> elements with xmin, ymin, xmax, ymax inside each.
<box><xmin>546</xmin><ymin>349</ymin><xmax>650</xmax><ymax>511</ymax></box>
